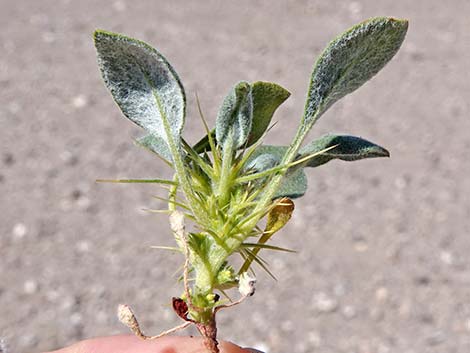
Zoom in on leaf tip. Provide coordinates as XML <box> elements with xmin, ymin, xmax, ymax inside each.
<box><xmin>390</xmin><ymin>17</ymin><xmax>409</xmax><ymax>27</ymax></box>
<box><xmin>93</xmin><ymin>29</ymin><xmax>129</xmax><ymax>48</ymax></box>
<box><xmin>371</xmin><ymin>145</ymin><xmax>390</xmax><ymax>158</ymax></box>
<box><xmin>93</xmin><ymin>29</ymin><xmax>110</xmax><ymax>42</ymax></box>
<box><xmin>93</xmin><ymin>29</ymin><xmax>119</xmax><ymax>51</ymax></box>
<box><xmin>390</xmin><ymin>17</ymin><xmax>409</xmax><ymax>37</ymax></box>
<box><xmin>382</xmin><ymin>147</ymin><xmax>391</xmax><ymax>158</ymax></box>
<box><xmin>373</xmin><ymin>142</ymin><xmax>390</xmax><ymax>158</ymax></box>
<box><xmin>93</xmin><ymin>28</ymin><xmax>104</xmax><ymax>37</ymax></box>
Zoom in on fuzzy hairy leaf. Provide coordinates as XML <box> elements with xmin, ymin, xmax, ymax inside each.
<box><xmin>298</xmin><ymin>134</ymin><xmax>390</xmax><ymax>168</ymax></box>
<box><xmin>94</xmin><ymin>30</ymin><xmax>186</xmax><ymax>145</ymax></box>
<box><xmin>245</xmin><ymin>153</ymin><xmax>280</xmax><ymax>173</ymax></box>
<box><xmin>254</xmin><ymin>18</ymin><xmax>407</xmax><ymax>208</ymax></box>
<box><xmin>187</xmin><ymin>232</ymin><xmax>212</xmax><ymax>262</ymax></box>
<box><xmin>303</xmin><ymin>17</ymin><xmax>408</xmax><ymax>127</ymax></box>
<box><xmin>135</xmin><ymin>134</ymin><xmax>172</xmax><ymax>161</ymax></box>
<box><xmin>275</xmin><ymin>168</ymin><xmax>307</xmax><ymax>199</ymax></box>
<box><xmin>216</xmin><ymin>81</ymin><xmax>253</xmax><ymax>150</ymax></box>
<box><xmin>248</xmin><ymin>145</ymin><xmax>308</xmax><ymax>199</ymax></box>
<box><xmin>193</xmin><ymin>81</ymin><xmax>289</xmax><ymax>153</ymax></box>
<box><xmin>247</xmin><ymin>81</ymin><xmax>290</xmax><ymax>145</ymax></box>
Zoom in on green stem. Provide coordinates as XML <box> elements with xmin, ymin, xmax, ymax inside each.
<box><xmin>217</xmin><ymin>135</ymin><xmax>234</xmax><ymax>207</ymax></box>
<box><xmin>168</xmin><ymin>175</ymin><xmax>178</xmax><ymax>212</ymax></box>
<box><xmin>247</xmin><ymin>111</ymin><xmax>321</xmax><ymax>229</ymax></box>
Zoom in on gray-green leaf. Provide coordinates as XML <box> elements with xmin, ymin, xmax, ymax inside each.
<box><xmin>275</xmin><ymin>168</ymin><xmax>307</xmax><ymax>199</ymax></box>
<box><xmin>135</xmin><ymin>134</ymin><xmax>172</xmax><ymax>162</ymax></box>
<box><xmin>245</xmin><ymin>153</ymin><xmax>280</xmax><ymax>173</ymax></box>
<box><xmin>193</xmin><ymin>81</ymin><xmax>289</xmax><ymax>153</ymax></box>
<box><xmin>298</xmin><ymin>134</ymin><xmax>390</xmax><ymax>168</ymax></box>
<box><xmin>248</xmin><ymin>145</ymin><xmax>308</xmax><ymax>199</ymax></box>
<box><xmin>247</xmin><ymin>81</ymin><xmax>290</xmax><ymax>146</ymax></box>
<box><xmin>94</xmin><ymin>30</ymin><xmax>186</xmax><ymax>144</ymax></box>
<box><xmin>215</xmin><ymin>81</ymin><xmax>253</xmax><ymax>150</ymax></box>
<box><xmin>303</xmin><ymin>17</ymin><xmax>408</xmax><ymax>127</ymax></box>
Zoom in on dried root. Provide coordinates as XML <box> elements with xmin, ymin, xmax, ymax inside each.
<box><xmin>118</xmin><ymin>304</ymin><xmax>191</xmax><ymax>340</ymax></box>
<box><xmin>117</xmin><ymin>212</ymin><xmax>257</xmax><ymax>353</ymax></box>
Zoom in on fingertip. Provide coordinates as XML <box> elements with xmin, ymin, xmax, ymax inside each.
<box><xmin>44</xmin><ymin>335</ymin><xmax>260</xmax><ymax>353</ymax></box>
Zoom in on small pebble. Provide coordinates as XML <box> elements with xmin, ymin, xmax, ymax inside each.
<box><xmin>71</xmin><ymin>95</ymin><xmax>88</xmax><ymax>109</ymax></box>
<box><xmin>76</xmin><ymin>240</ymin><xmax>90</xmax><ymax>253</ymax></box>
<box><xmin>354</xmin><ymin>240</ymin><xmax>368</xmax><ymax>252</ymax></box>
<box><xmin>375</xmin><ymin>287</ymin><xmax>389</xmax><ymax>302</ymax></box>
<box><xmin>307</xmin><ymin>331</ymin><xmax>322</xmax><ymax>347</ymax></box>
<box><xmin>12</xmin><ymin>223</ymin><xmax>28</xmax><ymax>239</ymax></box>
<box><xmin>342</xmin><ymin>305</ymin><xmax>357</xmax><ymax>319</ymax></box>
<box><xmin>0</xmin><ymin>338</ymin><xmax>7</xmax><ymax>353</ymax></box>
<box><xmin>23</xmin><ymin>280</ymin><xmax>39</xmax><ymax>294</ymax></box>
<box><xmin>440</xmin><ymin>251</ymin><xmax>454</xmax><ymax>265</ymax></box>
<box><xmin>313</xmin><ymin>292</ymin><xmax>338</xmax><ymax>313</ymax></box>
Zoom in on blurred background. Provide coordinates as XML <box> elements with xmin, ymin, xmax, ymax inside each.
<box><xmin>1</xmin><ymin>1</ymin><xmax>470</xmax><ymax>352</ymax></box>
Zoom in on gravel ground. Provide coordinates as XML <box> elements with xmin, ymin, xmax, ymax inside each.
<box><xmin>1</xmin><ymin>1</ymin><xmax>470</xmax><ymax>352</ymax></box>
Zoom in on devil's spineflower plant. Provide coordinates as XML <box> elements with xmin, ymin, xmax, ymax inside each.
<box><xmin>93</xmin><ymin>17</ymin><xmax>408</xmax><ymax>352</ymax></box>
